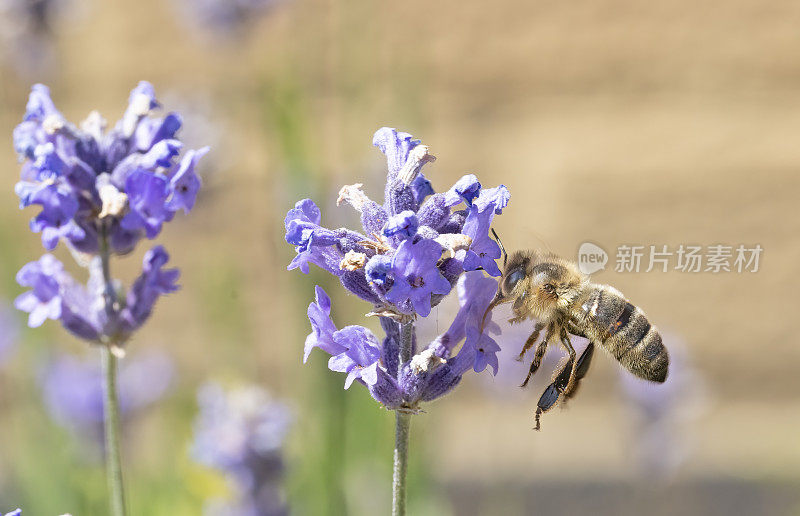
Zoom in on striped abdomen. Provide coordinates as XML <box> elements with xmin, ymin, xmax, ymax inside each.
<box><xmin>578</xmin><ymin>286</ymin><xmax>669</xmax><ymax>383</ymax></box>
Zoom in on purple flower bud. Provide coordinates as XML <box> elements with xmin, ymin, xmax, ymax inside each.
<box><xmin>385</xmin><ymin>178</ymin><xmax>419</xmax><ymax>216</ymax></box>
<box><xmin>382</xmin><ymin>210</ymin><xmax>419</xmax><ymax>240</ymax></box>
<box><xmin>416</xmin><ymin>194</ymin><xmax>451</xmax><ymax>231</ymax></box>
<box><xmin>365</xmin><ymin>255</ymin><xmax>393</xmax><ymax>289</ymax></box>
<box><xmin>410</xmin><ymin>173</ymin><xmax>434</xmax><ymax>204</ymax></box>
<box><xmin>360</xmin><ymin>202</ymin><xmax>389</xmax><ymax>236</ymax></box>
<box><xmin>120</xmin><ymin>170</ymin><xmax>174</xmax><ymax>239</ymax></box>
<box><xmin>367</xmin><ymin>370</ymin><xmax>404</xmax><ymax>409</ymax></box>
<box><xmin>120</xmin><ymin>81</ymin><xmax>160</xmax><ymax>137</ymax></box>
<box><xmin>372</xmin><ymin>127</ymin><xmax>420</xmax><ymax>178</ymax></box>
<box><xmin>121</xmin><ymin>246</ymin><xmax>180</xmax><ymax>332</ymax></box>
<box><xmin>24</xmin><ymin>84</ymin><xmax>60</xmax><ymax>122</ymax></box>
<box><xmin>420</xmin><ymin>347</ymin><xmax>474</xmax><ymax>402</ymax></box>
<box><xmin>339</xmin><ymin>271</ymin><xmax>381</xmax><ymax>304</ymax></box>
<box><xmin>303</xmin><ymin>286</ymin><xmax>345</xmax><ymax>362</ymax></box>
<box><xmin>445</xmin><ymin>174</ymin><xmax>481</xmax><ymax>206</ymax></box>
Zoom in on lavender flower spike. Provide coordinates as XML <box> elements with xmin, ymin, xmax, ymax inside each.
<box><xmin>12</xmin><ymin>82</ymin><xmax>209</xmax><ymax>516</ymax></box>
<box><xmin>287</xmin><ymin>127</ymin><xmax>511</xmax><ymax>515</ymax></box>
<box><xmin>288</xmin><ymin>128</ymin><xmax>510</xmax><ymax>409</ymax></box>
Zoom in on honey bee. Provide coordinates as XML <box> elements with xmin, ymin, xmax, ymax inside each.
<box><xmin>484</xmin><ymin>231</ymin><xmax>669</xmax><ymax>430</ymax></box>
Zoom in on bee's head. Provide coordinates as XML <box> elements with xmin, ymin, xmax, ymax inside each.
<box><xmin>492</xmin><ymin>250</ymin><xmax>586</xmax><ymax>320</ymax></box>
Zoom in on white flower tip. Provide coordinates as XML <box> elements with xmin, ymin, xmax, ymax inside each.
<box><xmin>42</xmin><ymin>114</ymin><xmax>65</xmax><ymax>135</ymax></box>
<box><xmin>130</xmin><ymin>92</ymin><xmax>153</xmax><ymax>117</ymax></box>
<box><xmin>398</xmin><ymin>145</ymin><xmax>436</xmax><ymax>185</ymax></box>
<box><xmin>98</xmin><ymin>183</ymin><xmax>128</xmax><ymax>218</ymax></box>
<box><xmin>81</xmin><ymin>110</ymin><xmax>107</xmax><ymax>135</ymax></box>
<box><xmin>340</xmin><ymin>250</ymin><xmax>367</xmax><ymax>271</ymax></box>
<box><xmin>436</xmin><ymin>233</ymin><xmax>472</xmax><ymax>260</ymax></box>
<box><xmin>410</xmin><ymin>348</ymin><xmax>446</xmax><ymax>374</ymax></box>
<box><xmin>337</xmin><ymin>183</ymin><xmax>370</xmax><ymax>211</ymax></box>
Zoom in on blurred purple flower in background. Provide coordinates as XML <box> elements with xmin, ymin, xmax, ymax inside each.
<box><xmin>172</xmin><ymin>0</ymin><xmax>282</xmax><ymax>39</ymax></box>
<box><xmin>11</xmin><ymin>82</ymin><xmax>208</xmax><ymax>514</ymax></box>
<box><xmin>13</xmin><ymin>82</ymin><xmax>208</xmax><ymax>255</ymax></box>
<box><xmin>192</xmin><ymin>383</ymin><xmax>292</xmax><ymax>516</ymax></box>
<box><xmin>40</xmin><ymin>350</ymin><xmax>174</xmax><ymax>445</ymax></box>
<box><xmin>0</xmin><ymin>304</ymin><xmax>19</xmax><ymax>366</ymax></box>
<box><xmin>0</xmin><ymin>0</ymin><xmax>71</xmax><ymax>79</ymax></box>
<box><xmin>618</xmin><ymin>334</ymin><xmax>707</xmax><ymax>480</ymax></box>
<box><xmin>12</xmin><ymin>82</ymin><xmax>206</xmax><ymax>349</ymax></box>
<box><xmin>286</xmin><ymin>127</ymin><xmax>509</xmax><ymax>411</ymax></box>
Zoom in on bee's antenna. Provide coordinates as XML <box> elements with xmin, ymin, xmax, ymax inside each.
<box><xmin>491</xmin><ymin>228</ymin><xmax>507</xmax><ymax>268</ymax></box>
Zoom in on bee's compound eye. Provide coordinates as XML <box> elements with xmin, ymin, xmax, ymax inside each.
<box><xmin>543</xmin><ymin>284</ymin><xmax>556</xmax><ymax>294</ymax></box>
<box><xmin>504</xmin><ymin>269</ymin><xmax>525</xmax><ymax>292</ymax></box>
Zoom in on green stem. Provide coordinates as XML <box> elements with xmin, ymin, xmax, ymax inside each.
<box><xmin>99</xmin><ymin>223</ymin><xmax>127</xmax><ymax>516</ymax></box>
<box><xmin>102</xmin><ymin>345</ymin><xmax>126</xmax><ymax>516</ymax></box>
<box><xmin>392</xmin><ymin>321</ymin><xmax>414</xmax><ymax>516</ymax></box>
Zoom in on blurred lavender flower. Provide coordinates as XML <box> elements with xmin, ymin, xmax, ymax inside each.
<box><xmin>40</xmin><ymin>350</ymin><xmax>174</xmax><ymax>445</ymax></box>
<box><xmin>286</xmin><ymin>127</ymin><xmax>509</xmax><ymax>411</ymax></box>
<box><xmin>13</xmin><ymin>82</ymin><xmax>208</xmax><ymax>255</ymax></box>
<box><xmin>192</xmin><ymin>383</ymin><xmax>292</xmax><ymax>516</ymax></box>
<box><xmin>0</xmin><ymin>0</ymin><xmax>67</xmax><ymax>78</ymax></box>
<box><xmin>618</xmin><ymin>335</ymin><xmax>706</xmax><ymax>480</ymax></box>
<box><xmin>173</xmin><ymin>0</ymin><xmax>282</xmax><ymax>39</ymax></box>
<box><xmin>0</xmin><ymin>303</ymin><xmax>19</xmax><ymax>366</ymax></box>
<box><xmin>3</xmin><ymin>509</ymin><xmax>21</xmax><ymax>516</ymax></box>
<box><xmin>12</xmin><ymin>82</ymin><xmax>206</xmax><ymax>349</ymax></box>
<box><xmin>12</xmin><ymin>82</ymin><xmax>206</xmax><ymax>516</ymax></box>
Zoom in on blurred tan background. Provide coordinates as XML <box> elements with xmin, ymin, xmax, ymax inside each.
<box><xmin>1</xmin><ymin>0</ymin><xmax>799</xmax><ymax>514</ymax></box>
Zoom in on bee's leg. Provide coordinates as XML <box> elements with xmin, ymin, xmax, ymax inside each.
<box><xmin>565</xmin><ymin>343</ymin><xmax>595</xmax><ymax>400</ymax></box>
<box><xmin>521</xmin><ymin>323</ymin><xmax>551</xmax><ymax>388</ymax></box>
<box><xmin>534</xmin><ymin>381</ymin><xmax>562</xmax><ymax>430</ymax></box>
<box><xmin>517</xmin><ymin>322</ymin><xmax>545</xmax><ymax>361</ymax></box>
<box><xmin>534</xmin><ymin>343</ymin><xmax>596</xmax><ymax>430</ymax></box>
<box><xmin>534</xmin><ymin>350</ymin><xmax>575</xmax><ymax>429</ymax></box>
<box><xmin>559</xmin><ymin>327</ymin><xmax>579</xmax><ymax>396</ymax></box>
